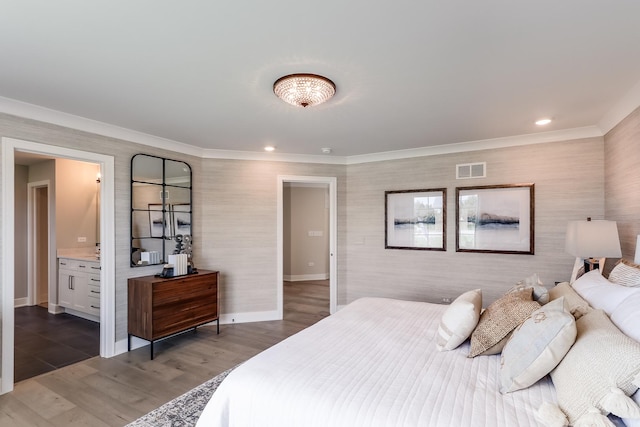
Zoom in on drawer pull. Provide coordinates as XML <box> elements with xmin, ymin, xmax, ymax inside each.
<box><xmin>90</xmin><ymin>278</ymin><xmax>100</xmax><ymax>282</ymax></box>
<box><xmin>90</xmin><ymin>305</ymin><xmax>100</xmax><ymax>309</ymax></box>
<box><xmin>91</xmin><ymin>266</ymin><xmax>101</xmax><ymax>270</ymax></box>
<box><xmin>78</xmin><ymin>265</ymin><xmax>86</xmax><ymax>268</ymax></box>
<box><xmin>90</xmin><ymin>290</ymin><xmax>100</xmax><ymax>294</ymax></box>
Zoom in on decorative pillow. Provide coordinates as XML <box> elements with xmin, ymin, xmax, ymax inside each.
<box><xmin>468</xmin><ymin>288</ymin><xmax>540</xmax><ymax>358</ymax></box>
<box><xmin>436</xmin><ymin>289</ymin><xmax>482</xmax><ymax>351</ymax></box>
<box><xmin>547</xmin><ymin>309</ymin><xmax>640</xmax><ymax>425</ymax></box>
<box><xmin>572</xmin><ymin>269</ymin><xmax>640</xmax><ymax>315</ymax></box>
<box><xmin>609</xmin><ymin>259</ymin><xmax>640</xmax><ymax>287</ymax></box>
<box><xmin>548</xmin><ymin>282</ymin><xmax>592</xmax><ymax>320</ymax></box>
<box><xmin>500</xmin><ymin>297</ymin><xmax>577</xmax><ymax>393</ymax></box>
<box><xmin>507</xmin><ymin>273</ymin><xmax>549</xmax><ymax>304</ymax></box>
<box><xmin>610</xmin><ymin>291</ymin><xmax>640</xmax><ymax>343</ymax></box>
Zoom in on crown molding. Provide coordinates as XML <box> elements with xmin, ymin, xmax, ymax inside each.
<box><xmin>0</xmin><ymin>96</ymin><xmax>204</xmax><ymax>158</ymax></box>
<box><xmin>598</xmin><ymin>77</ymin><xmax>640</xmax><ymax>135</ymax></box>
<box><xmin>0</xmin><ymin>95</ymin><xmax>608</xmax><ymax>166</ymax></box>
<box><xmin>201</xmin><ymin>148</ymin><xmax>347</xmax><ymax>164</ymax></box>
<box><xmin>345</xmin><ymin>126</ymin><xmax>603</xmax><ymax>165</ymax></box>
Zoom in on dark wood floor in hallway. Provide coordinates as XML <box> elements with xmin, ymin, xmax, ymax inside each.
<box><xmin>0</xmin><ymin>280</ymin><xmax>329</xmax><ymax>426</ymax></box>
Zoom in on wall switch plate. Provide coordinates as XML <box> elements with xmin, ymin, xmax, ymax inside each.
<box><xmin>77</xmin><ymin>237</ymin><xmax>87</xmax><ymax>242</ymax></box>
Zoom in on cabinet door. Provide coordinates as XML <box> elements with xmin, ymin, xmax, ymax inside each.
<box><xmin>71</xmin><ymin>272</ymin><xmax>89</xmax><ymax>312</ymax></box>
<box><xmin>58</xmin><ymin>269</ymin><xmax>74</xmax><ymax>308</ymax></box>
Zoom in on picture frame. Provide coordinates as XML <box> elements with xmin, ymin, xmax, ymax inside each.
<box><xmin>171</xmin><ymin>203</ymin><xmax>192</xmax><ymax>237</ymax></box>
<box><xmin>385</xmin><ymin>188</ymin><xmax>446</xmax><ymax>250</ymax></box>
<box><xmin>456</xmin><ymin>183</ymin><xmax>534</xmax><ymax>254</ymax></box>
<box><xmin>148</xmin><ymin>204</ymin><xmax>172</xmax><ymax>238</ymax></box>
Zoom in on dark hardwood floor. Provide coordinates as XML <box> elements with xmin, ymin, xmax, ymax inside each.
<box><xmin>0</xmin><ymin>280</ymin><xmax>329</xmax><ymax>426</ymax></box>
<box><xmin>14</xmin><ymin>306</ymin><xmax>100</xmax><ymax>382</ymax></box>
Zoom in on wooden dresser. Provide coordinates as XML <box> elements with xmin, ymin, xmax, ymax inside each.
<box><xmin>127</xmin><ymin>270</ymin><xmax>219</xmax><ymax>359</ymax></box>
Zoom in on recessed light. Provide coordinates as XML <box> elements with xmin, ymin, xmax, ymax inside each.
<box><xmin>321</xmin><ymin>148</ymin><xmax>332</xmax><ymax>154</ymax></box>
<box><xmin>535</xmin><ymin>118</ymin><xmax>552</xmax><ymax>126</ymax></box>
<box><xmin>264</xmin><ymin>146</ymin><xmax>276</xmax><ymax>152</ymax></box>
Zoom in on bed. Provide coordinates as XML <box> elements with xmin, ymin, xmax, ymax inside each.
<box><xmin>197</xmin><ymin>265</ymin><xmax>640</xmax><ymax>427</ymax></box>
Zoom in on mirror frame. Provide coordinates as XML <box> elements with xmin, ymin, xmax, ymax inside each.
<box><xmin>130</xmin><ymin>153</ymin><xmax>193</xmax><ymax>267</ymax></box>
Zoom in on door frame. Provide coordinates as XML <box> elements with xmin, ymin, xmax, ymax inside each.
<box><xmin>1</xmin><ymin>137</ymin><xmax>116</xmax><ymax>394</ymax></box>
<box><xmin>277</xmin><ymin>175</ymin><xmax>337</xmax><ymax>317</ymax></box>
<box><xmin>27</xmin><ymin>181</ymin><xmax>52</xmax><ymax>307</ymax></box>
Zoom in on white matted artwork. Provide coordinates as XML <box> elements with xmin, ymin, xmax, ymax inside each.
<box><xmin>456</xmin><ymin>184</ymin><xmax>534</xmax><ymax>254</ymax></box>
<box><xmin>385</xmin><ymin>188</ymin><xmax>446</xmax><ymax>250</ymax></box>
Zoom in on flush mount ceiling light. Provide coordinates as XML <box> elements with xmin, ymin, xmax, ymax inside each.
<box><xmin>273</xmin><ymin>73</ymin><xmax>336</xmax><ymax>108</ymax></box>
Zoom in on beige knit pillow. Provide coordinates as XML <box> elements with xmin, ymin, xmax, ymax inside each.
<box><xmin>549</xmin><ymin>309</ymin><xmax>640</xmax><ymax>425</ymax></box>
<box><xmin>468</xmin><ymin>288</ymin><xmax>540</xmax><ymax>358</ymax></box>
<box><xmin>548</xmin><ymin>281</ymin><xmax>592</xmax><ymax>320</ymax></box>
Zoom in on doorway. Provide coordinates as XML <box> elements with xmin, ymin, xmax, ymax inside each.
<box><xmin>28</xmin><ymin>182</ymin><xmax>50</xmax><ymax>307</ymax></box>
<box><xmin>1</xmin><ymin>137</ymin><xmax>116</xmax><ymax>394</ymax></box>
<box><xmin>277</xmin><ymin>175</ymin><xmax>337</xmax><ymax>318</ymax></box>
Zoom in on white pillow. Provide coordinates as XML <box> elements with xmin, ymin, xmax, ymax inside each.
<box><xmin>436</xmin><ymin>289</ymin><xmax>482</xmax><ymax>351</ymax></box>
<box><xmin>572</xmin><ymin>269</ymin><xmax>640</xmax><ymax>315</ymax></box>
<box><xmin>611</xmin><ymin>291</ymin><xmax>640</xmax><ymax>343</ymax></box>
<box><xmin>500</xmin><ymin>297</ymin><xmax>576</xmax><ymax>393</ymax></box>
<box><xmin>609</xmin><ymin>259</ymin><xmax>640</xmax><ymax>287</ymax></box>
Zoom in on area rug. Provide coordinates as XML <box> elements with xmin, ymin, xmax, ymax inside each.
<box><xmin>126</xmin><ymin>367</ymin><xmax>234</xmax><ymax>427</ymax></box>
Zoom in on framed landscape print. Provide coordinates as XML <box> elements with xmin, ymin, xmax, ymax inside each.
<box><xmin>456</xmin><ymin>184</ymin><xmax>534</xmax><ymax>254</ymax></box>
<box><xmin>385</xmin><ymin>188</ymin><xmax>446</xmax><ymax>250</ymax></box>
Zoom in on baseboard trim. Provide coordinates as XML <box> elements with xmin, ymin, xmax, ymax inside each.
<box><xmin>283</xmin><ymin>273</ymin><xmax>329</xmax><ymax>282</ymax></box>
<box><xmin>13</xmin><ymin>297</ymin><xmax>28</xmax><ymax>308</ymax></box>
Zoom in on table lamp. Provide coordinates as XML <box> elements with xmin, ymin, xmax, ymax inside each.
<box><xmin>565</xmin><ymin>218</ymin><xmax>621</xmax><ymax>282</ymax></box>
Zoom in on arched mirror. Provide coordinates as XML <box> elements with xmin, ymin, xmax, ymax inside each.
<box><xmin>130</xmin><ymin>154</ymin><xmax>192</xmax><ymax>267</ymax></box>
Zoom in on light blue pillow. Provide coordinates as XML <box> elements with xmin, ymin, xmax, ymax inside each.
<box><xmin>500</xmin><ymin>297</ymin><xmax>576</xmax><ymax>393</ymax></box>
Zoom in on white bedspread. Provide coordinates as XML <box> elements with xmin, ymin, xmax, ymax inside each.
<box><xmin>197</xmin><ymin>297</ymin><xmax>556</xmax><ymax>427</ymax></box>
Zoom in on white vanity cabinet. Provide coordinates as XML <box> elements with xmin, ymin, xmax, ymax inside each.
<box><xmin>58</xmin><ymin>257</ymin><xmax>101</xmax><ymax>321</ymax></box>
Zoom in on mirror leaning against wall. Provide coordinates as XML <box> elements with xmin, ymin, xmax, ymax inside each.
<box><xmin>130</xmin><ymin>154</ymin><xmax>193</xmax><ymax>267</ymax></box>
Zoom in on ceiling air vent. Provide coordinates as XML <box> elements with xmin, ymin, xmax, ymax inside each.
<box><xmin>456</xmin><ymin>162</ymin><xmax>486</xmax><ymax>179</ymax></box>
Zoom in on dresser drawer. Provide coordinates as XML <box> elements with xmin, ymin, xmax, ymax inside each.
<box><xmin>152</xmin><ymin>275</ymin><xmax>217</xmax><ymax>306</ymax></box>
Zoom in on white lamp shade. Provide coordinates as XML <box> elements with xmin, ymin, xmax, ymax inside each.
<box><xmin>635</xmin><ymin>235</ymin><xmax>640</xmax><ymax>264</ymax></box>
<box><xmin>565</xmin><ymin>220</ymin><xmax>622</xmax><ymax>258</ymax></box>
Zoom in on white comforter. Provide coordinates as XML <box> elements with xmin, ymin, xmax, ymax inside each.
<box><xmin>197</xmin><ymin>297</ymin><xmax>556</xmax><ymax>427</ymax></box>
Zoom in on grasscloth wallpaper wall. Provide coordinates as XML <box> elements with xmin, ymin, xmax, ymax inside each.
<box><xmin>1</xmin><ymin>107</ymin><xmax>635</xmax><ymax>369</ymax></box>
<box><xmin>345</xmin><ymin>138</ymin><xmax>605</xmax><ymax>305</ymax></box>
<box><xmin>604</xmin><ymin>106</ymin><xmax>640</xmax><ymax>260</ymax></box>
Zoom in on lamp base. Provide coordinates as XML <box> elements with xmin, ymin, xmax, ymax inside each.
<box><xmin>584</xmin><ymin>258</ymin><xmax>600</xmax><ymax>273</ymax></box>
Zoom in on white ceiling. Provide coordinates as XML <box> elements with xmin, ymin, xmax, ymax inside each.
<box><xmin>2</xmin><ymin>1</ymin><xmax>640</xmax><ymax>162</ymax></box>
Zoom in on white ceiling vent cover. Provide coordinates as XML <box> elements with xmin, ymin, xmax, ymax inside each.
<box><xmin>456</xmin><ymin>162</ymin><xmax>486</xmax><ymax>179</ymax></box>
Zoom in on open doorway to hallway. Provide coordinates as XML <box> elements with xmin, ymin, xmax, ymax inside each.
<box><xmin>282</xmin><ymin>182</ymin><xmax>330</xmax><ymax>320</ymax></box>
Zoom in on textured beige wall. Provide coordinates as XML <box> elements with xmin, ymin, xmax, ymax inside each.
<box><xmin>604</xmin><ymin>106</ymin><xmax>640</xmax><ymax>260</ymax></box>
<box><xmin>198</xmin><ymin>159</ymin><xmax>346</xmax><ymax>315</ymax></box>
<box><xmin>284</xmin><ymin>185</ymin><xmax>329</xmax><ymax>279</ymax></box>
<box><xmin>345</xmin><ymin>137</ymin><xmax>605</xmax><ymax>305</ymax></box>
